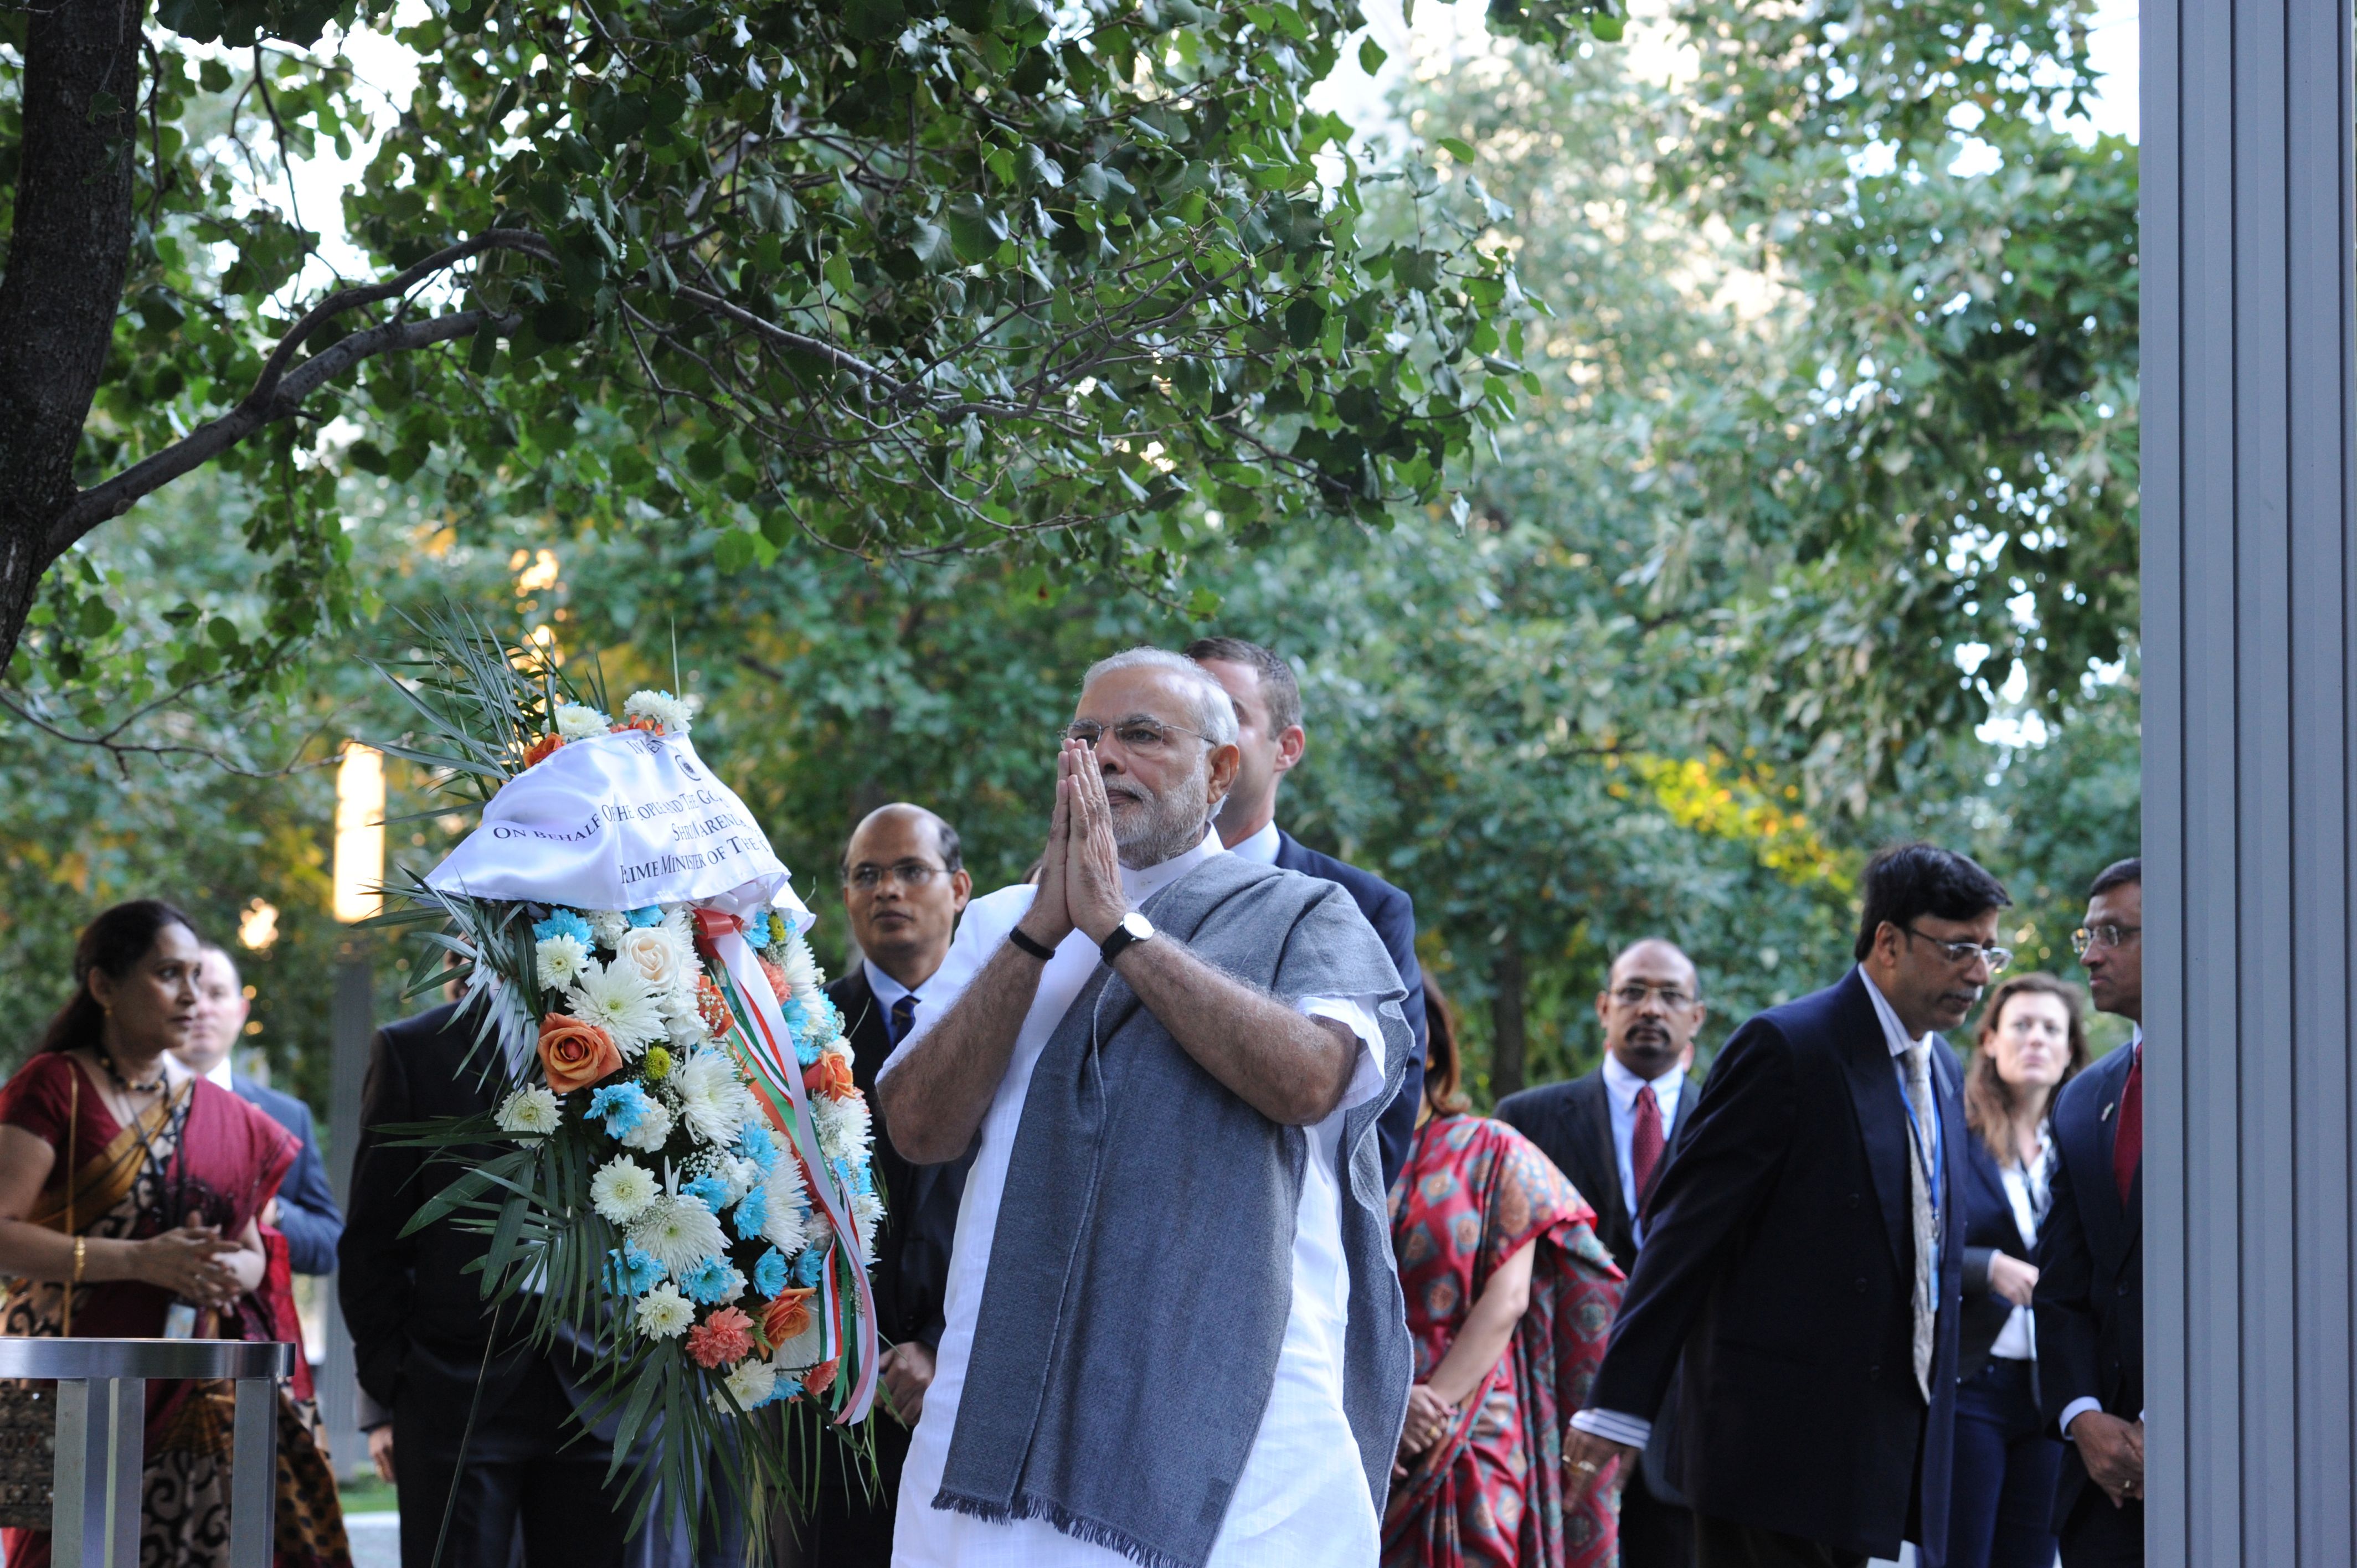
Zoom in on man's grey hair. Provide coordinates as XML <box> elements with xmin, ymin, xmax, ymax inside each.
<box><xmin>1080</xmin><ymin>647</ymin><xmax>1241</xmax><ymax>747</ymax></box>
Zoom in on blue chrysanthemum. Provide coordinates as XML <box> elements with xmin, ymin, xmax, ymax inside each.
<box><xmin>791</xmin><ymin>1247</ymin><xmax>826</xmax><ymax>1289</ymax></box>
<box><xmin>627</xmin><ymin>906</ymin><xmax>664</xmax><ymax>927</ymax></box>
<box><xmin>533</xmin><ymin>909</ymin><xmax>594</xmax><ymax>945</ymax></box>
<box><xmin>733</xmin><ymin>1185</ymin><xmax>769</xmax><ymax>1241</ymax></box>
<box><xmin>753</xmin><ymin>1247</ymin><xmax>788</xmax><ymax>1298</ymax></box>
<box><xmin>682</xmin><ymin>1174</ymin><xmax>731</xmax><ymax>1214</ymax></box>
<box><xmin>587</xmin><ymin>1082</ymin><xmax>652</xmax><ymax>1138</ymax></box>
<box><xmin>737</xmin><ymin>1122</ymin><xmax>779</xmax><ymax>1172</ymax></box>
<box><xmin>605</xmin><ymin>1242</ymin><xmax>663</xmax><ymax>1296</ymax></box>
<box><xmin>680</xmin><ymin>1256</ymin><xmax>737</xmax><ymax>1305</ymax></box>
<box><xmin>774</xmin><ymin>1376</ymin><xmax>804</xmax><ymax>1405</ymax></box>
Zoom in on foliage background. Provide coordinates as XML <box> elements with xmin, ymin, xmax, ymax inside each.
<box><xmin>0</xmin><ymin>2</ymin><xmax>2142</xmax><ymax>1125</ymax></box>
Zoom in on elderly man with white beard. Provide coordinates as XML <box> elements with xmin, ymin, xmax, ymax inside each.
<box><xmin>875</xmin><ymin>647</ymin><xmax>1414</xmax><ymax>1568</ymax></box>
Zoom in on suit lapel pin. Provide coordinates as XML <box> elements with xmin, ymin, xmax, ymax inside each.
<box><xmin>2101</xmin><ymin>1102</ymin><xmax>2116</xmax><ymax>1121</ymax></box>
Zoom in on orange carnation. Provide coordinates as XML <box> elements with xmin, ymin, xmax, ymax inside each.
<box><xmin>537</xmin><ymin>1013</ymin><xmax>622</xmax><ymax>1094</ymax></box>
<box><xmin>804</xmin><ymin>1358</ymin><xmax>838</xmax><ymax>1396</ymax></box>
<box><xmin>522</xmin><ymin>733</ymin><xmax>565</xmax><ymax>768</ymax></box>
<box><xmin>803</xmin><ymin>1050</ymin><xmax>856</xmax><ymax>1102</ymax></box>
<box><xmin>617</xmin><ymin>714</ymin><xmax>664</xmax><ymax>736</ymax></box>
<box><xmin>685</xmin><ymin>1306</ymin><xmax>754</xmax><ymax>1370</ymax></box>
<box><xmin>762</xmin><ymin>1288</ymin><xmax>816</xmax><ymax>1348</ymax></box>
<box><xmin>759</xmin><ymin>957</ymin><xmax>792</xmax><ymax>1002</ymax></box>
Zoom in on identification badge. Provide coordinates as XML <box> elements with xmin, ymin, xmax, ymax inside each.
<box><xmin>162</xmin><ymin>1302</ymin><xmax>197</xmax><ymax>1339</ymax></box>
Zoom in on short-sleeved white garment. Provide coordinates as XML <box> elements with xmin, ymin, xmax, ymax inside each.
<box><xmin>878</xmin><ymin>828</ymin><xmax>1388</xmax><ymax>1567</ymax></box>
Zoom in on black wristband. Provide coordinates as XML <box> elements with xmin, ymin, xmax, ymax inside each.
<box><xmin>1008</xmin><ymin>925</ymin><xmax>1057</xmax><ymax>961</ymax></box>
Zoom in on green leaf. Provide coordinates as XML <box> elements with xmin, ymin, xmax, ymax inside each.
<box><xmin>1437</xmin><ymin>137</ymin><xmax>1477</xmax><ymax>165</ymax></box>
<box><xmin>1358</xmin><ymin>37</ymin><xmax>1388</xmax><ymax>74</ymax></box>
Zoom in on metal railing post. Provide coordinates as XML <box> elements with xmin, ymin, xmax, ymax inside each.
<box><xmin>0</xmin><ymin>1338</ymin><xmax>292</xmax><ymax>1568</ymax></box>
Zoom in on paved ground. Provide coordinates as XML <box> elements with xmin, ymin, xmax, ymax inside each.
<box><xmin>346</xmin><ymin>1511</ymin><xmax>400</xmax><ymax>1568</ymax></box>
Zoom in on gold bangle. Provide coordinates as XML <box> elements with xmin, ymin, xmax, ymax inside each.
<box><xmin>71</xmin><ymin>1237</ymin><xmax>85</xmax><ymax>1285</ymax></box>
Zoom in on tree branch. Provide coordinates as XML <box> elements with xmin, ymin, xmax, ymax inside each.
<box><xmin>52</xmin><ymin>305</ymin><xmax>521</xmax><ymax>549</ymax></box>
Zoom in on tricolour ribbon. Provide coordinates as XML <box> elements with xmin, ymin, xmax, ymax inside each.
<box><xmin>693</xmin><ymin>907</ymin><xmax>878</xmax><ymax>1425</ymax></box>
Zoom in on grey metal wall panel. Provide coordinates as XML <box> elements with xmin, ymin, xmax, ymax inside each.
<box><xmin>2144</xmin><ymin>2</ymin><xmax>2357</xmax><ymax>1564</ymax></box>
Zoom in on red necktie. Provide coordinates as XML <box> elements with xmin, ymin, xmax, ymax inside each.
<box><xmin>1632</xmin><ymin>1084</ymin><xmax>1666</xmax><ymax>1206</ymax></box>
<box><xmin>2112</xmin><ymin>1045</ymin><xmax>2142</xmax><ymax>1205</ymax></box>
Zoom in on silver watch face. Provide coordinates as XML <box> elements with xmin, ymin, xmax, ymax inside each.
<box><xmin>1121</xmin><ymin>911</ymin><xmax>1155</xmax><ymax>941</ymax></box>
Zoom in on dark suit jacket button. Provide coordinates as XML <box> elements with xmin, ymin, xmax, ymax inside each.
<box><xmin>2117</xmin><ymin>1283</ymin><xmax>2130</xmax><ymax>1297</ymax></box>
<box><xmin>1868</xmin><ymin>1363</ymin><xmax>1881</xmax><ymax>1378</ymax></box>
<box><xmin>1855</xmin><ymin>1277</ymin><xmax>1868</xmax><ymax>1293</ymax></box>
<box><xmin>1849</xmin><ymin>1194</ymin><xmax>1862</xmax><ymax>1209</ymax></box>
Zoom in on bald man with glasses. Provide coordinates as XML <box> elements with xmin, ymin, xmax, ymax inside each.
<box><xmin>1499</xmin><ymin>938</ymin><xmax>1708</xmax><ymax>1567</ymax></box>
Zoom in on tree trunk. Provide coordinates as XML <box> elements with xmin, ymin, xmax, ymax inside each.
<box><xmin>1489</xmin><ymin>942</ymin><xmax>1527</xmax><ymax>1102</ymax></box>
<box><xmin>0</xmin><ymin>0</ymin><xmax>145</xmax><ymax>665</ymax></box>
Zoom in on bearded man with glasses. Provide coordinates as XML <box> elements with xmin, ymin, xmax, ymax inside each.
<box><xmin>876</xmin><ymin>647</ymin><xmax>1413</xmax><ymax>1568</ymax></box>
<box><xmin>1497</xmin><ymin>937</ymin><xmax>1710</xmax><ymax>1568</ymax></box>
<box><xmin>1565</xmin><ymin>842</ymin><xmax>2009</xmax><ymax>1568</ymax></box>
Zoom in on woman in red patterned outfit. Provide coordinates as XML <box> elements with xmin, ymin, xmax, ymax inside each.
<box><xmin>1385</xmin><ymin>982</ymin><xmax>1625</xmax><ymax>1568</ymax></box>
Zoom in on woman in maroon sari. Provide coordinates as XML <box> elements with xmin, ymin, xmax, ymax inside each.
<box><xmin>0</xmin><ymin>900</ymin><xmax>349</xmax><ymax>1568</ymax></box>
<box><xmin>1385</xmin><ymin>983</ymin><xmax>1624</xmax><ymax>1568</ymax></box>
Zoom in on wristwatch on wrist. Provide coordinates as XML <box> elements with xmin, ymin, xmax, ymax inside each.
<box><xmin>1099</xmin><ymin>910</ymin><xmax>1155</xmax><ymax>966</ymax></box>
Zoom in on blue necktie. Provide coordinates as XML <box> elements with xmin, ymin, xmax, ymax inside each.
<box><xmin>889</xmin><ymin>993</ymin><xmax>917</xmax><ymax>1045</ymax></box>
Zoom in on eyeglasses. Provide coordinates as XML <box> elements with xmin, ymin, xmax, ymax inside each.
<box><xmin>844</xmin><ymin>860</ymin><xmax>949</xmax><ymax>891</ymax></box>
<box><xmin>1610</xmin><ymin>983</ymin><xmax>1697</xmax><ymax>1009</ymax></box>
<box><xmin>2071</xmin><ymin>924</ymin><xmax>2142</xmax><ymax>957</ymax></box>
<box><xmin>1901</xmin><ymin>925</ymin><xmax>2013</xmax><ymax>973</ymax></box>
<box><xmin>1057</xmin><ymin>718</ymin><xmax>1214</xmax><ymax>755</ymax></box>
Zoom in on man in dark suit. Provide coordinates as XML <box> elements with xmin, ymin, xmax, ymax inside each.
<box><xmin>2035</xmin><ymin>858</ymin><xmax>2145</xmax><ymax>1567</ymax></box>
<box><xmin>805</xmin><ymin>802</ymin><xmax>976</xmax><ymax>1562</ymax></box>
<box><xmin>339</xmin><ymin>1000</ymin><xmax>637</xmax><ymax>1568</ymax></box>
<box><xmin>182</xmin><ymin>945</ymin><xmax>342</xmax><ymax>1273</ymax></box>
<box><xmin>1187</xmin><ymin>636</ymin><xmax>1427</xmax><ymax>1188</ymax></box>
<box><xmin>1565</xmin><ymin>843</ymin><xmax>2009</xmax><ymax>1568</ymax></box>
<box><xmin>1497</xmin><ymin>937</ymin><xmax>1707</xmax><ymax>1568</ymax></box>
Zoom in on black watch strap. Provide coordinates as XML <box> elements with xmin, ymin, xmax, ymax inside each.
<box><xmin>1008</xmin><ymin>925</ymin><xmax>1057</xmax><ymax>961</ymax></box>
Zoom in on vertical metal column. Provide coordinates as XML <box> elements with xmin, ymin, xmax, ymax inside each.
<box><xmin>320</xmin><ymin>951</ymin><xmax>373</xmax><ymax>1474</ymax></box>
<box><xmin>2142</xmin><ymin>1</ymin><xmax>2357</xmax><ymax>1564</ymax></box>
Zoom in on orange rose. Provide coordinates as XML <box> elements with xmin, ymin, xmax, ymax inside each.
<box><xmin>763</xmin><ymin>1287</ymin><xmax>816</xmax><ymax>1348</ymax></box>
<box><xmin>803</xmin><ymin>1050</ymin><xmax>856</xmax><ymax>1103</ymax></box>
<box><xmin>805</xmin><ymin>1358</ymin><xmax>838</xmax><ymax>1397</ymax></box>
<box><xmin>538</xmin><ymin>1013</ymin><xmax>622</xmax><ymax>1094</ymax></box>
<box><xmin>522</xmin><ymin>733</ymin><xmax>565</xmax><ymax>768</ymax></box>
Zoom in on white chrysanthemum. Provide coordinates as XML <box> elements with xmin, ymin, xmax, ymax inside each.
<box><xmin>851</xmin><ymin>1189</ymin><xmax>884</xmax><ymax>1266</ymax></box>
<box><xmin>675</xmin><ymin>1050</ymin><xmax>758</xmax><ymax>1147</ymax></box>
<box><xmin>635</xmin><ymin>1283</ymin><xmax>694</xmax><ymax>1340</ymax></box>
<box><xmin>624</xmin><ymin>688</ymin><xmax>698</xmax><ymax>734</ymax></box>
<box><xmin>775</xmin><ymin>931</ymin><xmax>823</xmax><ymax>1000</ymax></box>
<box><xmin>587</xmin><ymin>910</ymin><xmax>630</xmax><ymax>948</ymax></box>
<box><xmin>715</xmin><ymin>1356</ymin><xmax>777</xmax><ymax>1414</ymax></box>
<box><xmin>627</xmin><ymin>1193</ymin><xmax>730</xmax><ymax>1279</ymax></box>
<box><xmin>495</xmin><ymin>1086</ymin><xmax>562</xmax><ymax>1137</ymax></box>
<box><xmin>663</xmin><ymin>1008</ymin><xmax>710</xmax><ymax>1048</ymax></box>
<box><xmin>589</xmin><ymin>1157</ymin><xmax>658</xmax><ymax>1224</ymax></box>
<box><xmin>661</xmin><ymin>904</ymin><xmax>695</xmax><ymax>942</ymax></box>
<box><xmin>535</xmin><ymin>934</ymin><xmax>591</xmax><ymax>993</ymax></box>
<box><xmin>770</xmin><ymin>1310</ymin><xmax>826</xmax><ymax>1371</ymax></box>
<box><xmin>716</xmin><ymin>1153</ymin><xmax>761</xmax><ymax>1206</ymax></box>
<box><xmin>566</xmin><ymin>960</ymin><xmax>665</xmax><ymax>1055</ymax></box>
<box><xmin>812</xmin><ymin>1093</ymin><xmax>872</xmax><ymax>1166</ymax></box>
<box><xmin>617</xmin><ymin>1099</ymin><xmax>675</xmax><ymax>1153</ymax></box>
<box><xmin>554</xmin><ymin>703</ymin><xmax>612</xmax><ymax>741</ymax></box>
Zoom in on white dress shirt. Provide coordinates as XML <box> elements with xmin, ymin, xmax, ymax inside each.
<box><xmin>200</xmin><ymin>1058</ymin><xmax>235</xmax><ymax>1092</ymax></box>
<box><xmin>1859</xmin><ymin>972</ymin><xmax>1944</xmax><ymax>1286</ymax></box>
<box><xmin>1987</xmin><ymin>1125</ymin><xmax>2052</xmax><ymax>1362</ymax></box>
<box><xmin>1228</xmin><ymin>817</ymin><xmax>1282</xmax><ymax>866</ymax></box>
<box><xmin>879</xmin><ymin>828</ymin><xmax>1389</xmax><ymax>1567</ymax></box>
<box><xmin>2058</xmin><ymin>1026</ymin><xmax>2142</xmax><ymax>1441</ymax></box>
<box><xmin>1600</xmin><ymin>1053</ymin><xmax>1685</xmax><ymax>1246</ymax></box>
<box><xmin>862</xmin><ymin>957</ymin><xmax>952</xmax><ymax>1041</ymax></box>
